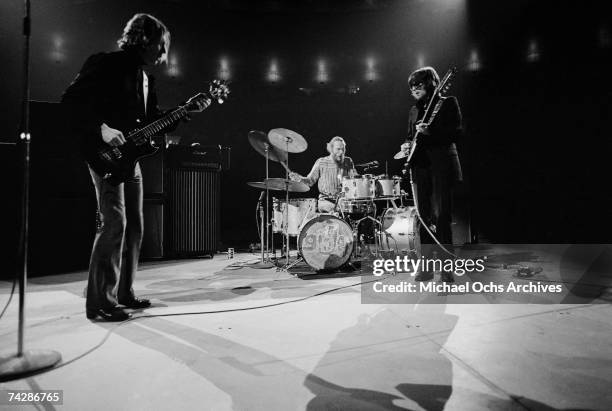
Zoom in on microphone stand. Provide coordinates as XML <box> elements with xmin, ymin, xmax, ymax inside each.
<box><xmin>0</xmin><ymin>0</ymin><xmax>62</xmax><ymax>381</ymax></box>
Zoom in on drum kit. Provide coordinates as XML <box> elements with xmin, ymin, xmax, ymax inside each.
<box><xmin>247</xmin><ymin>128</ymin><xmax>422</xmax><ymax>272</ymax></box>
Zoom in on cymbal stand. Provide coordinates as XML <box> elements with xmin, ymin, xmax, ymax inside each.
<box><xmin>277</xmin><ymin>136</ymin><xmax>295</xmax><ymax>270</ymax></box>
<box><xmin>284</xmin><ymin>138</ymin><xmax>290</xmax><ymax>267</ymax></box>
<box><xmin>250</xmin><ymin>143</ymin><xmax>274</xmax><ymax>268</ymax></box>
<box><xmin>265</xmin><ymin>143</ymin><xmax>271</xmax><ymax>259</ymax></box>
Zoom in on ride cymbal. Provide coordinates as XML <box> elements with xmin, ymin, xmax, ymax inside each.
<box><xmin>268</xmin><ymin>128</ymin><xmax>308</xmax><ymax>153</ymax></box>
<box><xmin>248</xmin><ymin>130</ymin><xmax>288</xmax><ymax>163</ymax></box>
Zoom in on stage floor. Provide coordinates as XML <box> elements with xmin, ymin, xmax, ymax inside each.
<box><xmin>1</xmin><ymin>244</ymin><xmax>611</xmax><ymax>410</ymax></box>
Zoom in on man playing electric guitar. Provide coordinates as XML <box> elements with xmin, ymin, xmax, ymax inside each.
<box><xmin>61</xmin><ymin>14</ymin><xmax>208</xmax><ymax>321</ymax></box>
<box><xmin>400</xmin><ymin>66</ymin><xmax>463</xmax><ymax>282</ymax></box>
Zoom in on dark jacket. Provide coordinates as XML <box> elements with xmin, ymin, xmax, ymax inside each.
<box><xmin>406</xmin><ymin>95</ymin><xmax>463</xmax><ymax>182</ymax></box>
<box><xmin>61</xmin><ymin>49</ymin><xmax>162</xmax><ymax>156</ymax></box>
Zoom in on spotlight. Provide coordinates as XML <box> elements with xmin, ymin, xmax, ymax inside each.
<box><xmin>218</xmin><ymin>57</ymin><xmax>231</xmax><ymax>81</ymax></box>
<box><xmin>527</xmin><ymin>40</ymin><xmax>540</xmax><ymax>63</ymax></box>
<box><xmin>467</xmin><ymin>49</ymin><xmax>481</xmax><ymax>72</ymax></box>
<box><xmin>267</xmin><ymin>59</ymin><xmax>280</xmax><ymax>83</ymax></box>
<box><xmin>416</xmin><ymin>53</ymin><xmax>425</xmax><ymax>68</ymax></box>
<box><xmin>167</xmin><ymin>54</ymin><xmax>180</xmax><ymax>77</ymax></box>
<box><xmin>316</xmin><ymin>59</ymin><xmax>328</xmax><ymax>84</ymax></box>
<box><xmin>50</xmin><ymin>33</ymin><xmax>66</xmax><ymax>63</ymax></box>
<box><xmin>365</xmin><ymin>56</ymin><xmax>378</xmax><ymax>82</ymax></box>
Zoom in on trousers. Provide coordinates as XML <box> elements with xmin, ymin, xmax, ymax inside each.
<box><xmin>411</xmin><ymin>164</ymin><xmax>453</xmax><ymax>247</ymax></box>
<box><xmin>86</xmin><ymin>163</ymin><xmax>143</xmax><ymax>309</ymax></box>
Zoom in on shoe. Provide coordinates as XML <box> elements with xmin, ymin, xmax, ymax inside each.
<box><xmin>118</xmin><ymin>297</ymin><xmax>151</xmax><ymax>309</ymax></box>
<box><xmin>440</xmin><ymin>272</ymin><xmax>455</xmax><ymax>283</ymax></box>
<box><xmin>414</xmin><ymin>271</ymin><xmax>433</xmax><ymax>281</ymax></box>
<box><xmin>86</xmin><ymin>307</ymin><xmax>132</xmax><ymax>322</ymax></box>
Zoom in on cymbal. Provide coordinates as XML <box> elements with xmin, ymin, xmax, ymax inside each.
<box><xmin>393</xmin><ymin>150</ymin><xmax>407</xmax><ymax>160</ymax></box>
<box><xmin>248</xmin><ymin>130</ymin><xmax>288</xmax><ymax>163</ymax></box>
<box><xmin>268</xmin><ymin>128</ymin><xmax>308</xmax><ymax>153</ymax></box>
<box><xmin>247</xmin><ymin>178</ymin><xmax>309</xmax><ymax>193</ymax></box>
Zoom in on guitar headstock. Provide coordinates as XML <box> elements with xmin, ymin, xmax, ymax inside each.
<box><xmin>184</xmin><ymin>80</ymin><xmax>231</xmax><ymax>111</ymax></box>
<box><xmin>208</xmin><ymin>79</ymin><xmax>230</xmax><ymax>104</ymax></box>
<box><xmin>435</xmin><ymin>66</ymin><xmax>457</xmax><ymax>97</ymax></box>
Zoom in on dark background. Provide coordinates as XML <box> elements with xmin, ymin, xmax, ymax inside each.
<box><xmin>0</xmin><ymin>0</ymin><xmax>610</xmax><ymax>276</ymax></box>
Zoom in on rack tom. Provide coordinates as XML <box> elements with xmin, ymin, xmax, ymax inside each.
<box><xmin>375</xmin><ymin>175</ymin><xmax>402</xmax><ymax>198</ymax></box>
<box><xmin>342</xmin><ymin>174</ymin><xmax>375</xmax><ymax>200</ymax></box>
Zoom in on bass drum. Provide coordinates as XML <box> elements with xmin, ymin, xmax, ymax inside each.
<box><xmin>379</xmin><ymin>206</ymin><xmax>421</xmax><ymax>258</ymax></box>
<box><xmin>298</xmin><ymin>214</ymin><xmax>354</xmax><ymax>271</ymax></box>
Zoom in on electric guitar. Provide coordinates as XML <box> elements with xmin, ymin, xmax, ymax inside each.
<box><xmin>85</xmin><ymin>79</ymin><xmax>230</xmax><ymax>185</ymax></box>
<box><xmin>394</xmin><ymin>67</ymin><xmax>457</xmax><ymax>167</ymax></box>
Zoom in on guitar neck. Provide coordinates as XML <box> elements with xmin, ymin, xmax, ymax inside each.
<box><xmin>127</xmin><ymin>106</ymin><xmax>189</xmax><ymax>142</ymax></box>
<box><xmin>427</xmin><ymin>99</ymin><xmax>445</xmax><ymax>124</ymax></box>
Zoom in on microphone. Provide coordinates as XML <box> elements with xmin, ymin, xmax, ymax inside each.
<box><xmin>355</xmin><ymin>160</ymin><xmax>379</xmax><ymax>168</ymax></box>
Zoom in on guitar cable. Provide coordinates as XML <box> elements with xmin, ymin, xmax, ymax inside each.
<box><xmin>408</xmin><ymin>168</ymin><xmax>458</xmax><ymax>260</ymax></box>
<box><xmin>0</xmin><ymin>275</ymin><xmax>17</xmax><ymax>320</ymax></box>
<box><xmin>9</xmin><ymin>274</ymin><xmax>387</xmax><ymax>377</ymax></box>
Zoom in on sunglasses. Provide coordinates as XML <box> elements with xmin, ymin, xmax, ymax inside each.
<box><xmin>410</xmin><ymin>82</ymin><xmax>425</xmax><ymax>91</ymax></box>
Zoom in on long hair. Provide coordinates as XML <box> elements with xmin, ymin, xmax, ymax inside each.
<box><xmin>408</xmin><ymin>66</ymin><xmax>440</xmax><ymax>94</ymax></box>
<box><xmin>117</xmin><ymin>13</ymin><xmax>170</xmax><ymax>64</ymax></box>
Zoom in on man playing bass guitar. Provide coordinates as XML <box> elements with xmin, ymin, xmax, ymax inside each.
<box><xmin>61</xmin><ymin>14</ymin><xmax>208</xmax><ymax>321</ymax></box>
<box><xmin>400</xmin><ymin>66</ymin><xmax>463</xmax><ymax>282</ymax></box>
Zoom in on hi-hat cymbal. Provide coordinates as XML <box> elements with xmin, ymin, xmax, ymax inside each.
<box><xmin>247</xmin><ymin>178</ymin><xmax>309</xmax><ymax>193</ymax></box>
<box><xmin>248</xmin><ymin>130</ymin><xmax>288</xmax><ymax>163</ymax></box>
<box><xmin>268</xmin><ymin>128</ymin><xmax>308</xmax><ymax>153</ymax></box>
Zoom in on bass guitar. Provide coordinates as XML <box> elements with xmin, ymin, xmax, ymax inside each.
<box><xmin>85</xmin><ymin>79</ymin><xmax>230</xmax><ymax>185</ymax></box>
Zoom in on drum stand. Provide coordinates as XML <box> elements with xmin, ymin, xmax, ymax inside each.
<box><xmin>351</xmin><ymin>214</ymin><xmax>382</xmax><ymax>260</ymax></box>
<box><xmin>279</xmin><ymin>139</ymin><xmax>292</xmax><ymax>270</ymax></box>
<box><xmin>250</xmin><ymin>144</ymin><xmax>275</xmax><ymax>269</ymax></box>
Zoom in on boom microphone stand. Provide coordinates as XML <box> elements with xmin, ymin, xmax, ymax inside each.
<box><xmin>0</xmin><ymin>0</ymin><xmax>62</xmax><ymax>381</ymax></box>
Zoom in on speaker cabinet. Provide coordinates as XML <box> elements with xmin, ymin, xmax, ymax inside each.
<box><xmin>166</xmin><ymin>167</ymin><xmax>220</xmax><ymax>257</ymax></box>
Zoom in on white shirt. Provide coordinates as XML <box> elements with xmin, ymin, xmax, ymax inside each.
<box><xmin>142</xmin><ymin>71</ymin><xmax>149</xmax><ymax>114</ymax></box>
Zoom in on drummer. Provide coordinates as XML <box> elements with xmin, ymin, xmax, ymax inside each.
<box><xmin>289</xmin><ymin>136</ymin><xmax>357</xmax><ymax>213</ymax></box>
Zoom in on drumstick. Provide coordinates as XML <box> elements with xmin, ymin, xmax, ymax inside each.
<box><xmin>280</xmin><ymin>160</ymin><xmax>291</xmax><ymax>173</ymax></box>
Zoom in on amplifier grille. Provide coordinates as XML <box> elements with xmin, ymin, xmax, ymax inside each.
<box><xmin>167</xmin><ymin>168</ymin><xmax>220</xmax><ymax>256</ymax></box>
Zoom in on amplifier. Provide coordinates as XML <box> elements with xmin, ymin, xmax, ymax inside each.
<box><xmin>165</xmin><ymin>166</ymin><xmax>221</xmax><ymax>257</ymax></box>
<box><xmin>140</xmin><ymin>144</ymin><xmax>224</xmax><ymax>258</ymax></box>
<box><xmin>165</xmin><ymin>144</ymin><xmax>229</xmax><ymax>170</ymax></box>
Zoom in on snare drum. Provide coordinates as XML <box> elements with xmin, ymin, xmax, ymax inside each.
<box><xmin>375</xmin><ymin>175</ymin><xmax>402</xmax><ymax>198</ymax></box>
<box><xmin>378</xmin><ymin>206</ymin><xmax>421</xmax><ymax>257</ymax></box>
<box><xmin>273</xmin><ymin>198</ymin><xmax>317</xmax><ymax>236</ymax></box>
<box><xmin>342</xmin><ymin>174</ymin><xmax>375</xmax><ymax>199</ymax></box>
<box><xmin>298</xmin><ymin>214</ymin><xmax>354</xmax><ymax>270</ymax></box>
<box><xmin>338</xmin><ymin>198</ymin><xmax>375</xmax><ymax>216</ymax></box>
